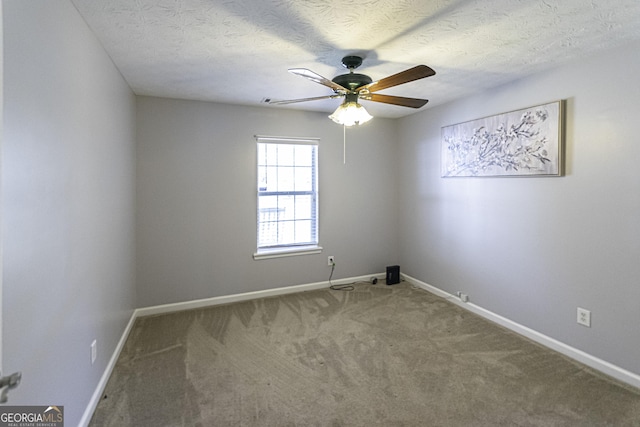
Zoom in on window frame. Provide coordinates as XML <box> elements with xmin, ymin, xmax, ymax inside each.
<box><xmin>253</xmin><ymin>135</ymin><xmax>322</xmax><ymax>260</ymax></box>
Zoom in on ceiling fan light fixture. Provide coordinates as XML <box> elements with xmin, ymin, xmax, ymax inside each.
<box><xmin>328</xmin><ymin>101</ymin><xmax>373</xmax><ymax>126</ymax></box>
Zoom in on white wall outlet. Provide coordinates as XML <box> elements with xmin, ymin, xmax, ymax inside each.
<box><xmin>577</xmin><ymin>307</ymin><xmax>591</xmax><ymax>327</ymax></box>
<box><xmin>91</xmin><ymin>340</ymin><xmax>97</xmax><ymax>365</ymax></box>
<box><xmin>328</xmin><ymin>256</ymin><xmax>335</xmax><ymax>266</ymax></box>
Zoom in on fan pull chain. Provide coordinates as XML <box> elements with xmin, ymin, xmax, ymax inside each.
<box><xmin>343</xmin><ymin>124</ymin><xmax>347</xmax><ymax>164</ymax></box>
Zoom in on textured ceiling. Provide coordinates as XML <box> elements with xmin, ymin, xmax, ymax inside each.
<box><xmin>71</xmin><ymin>0</ymin><xmax>640</xmax><ymax>118</ymax></box>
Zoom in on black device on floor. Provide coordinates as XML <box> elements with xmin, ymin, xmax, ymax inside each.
<box><xmin>386</xmin><ymin>265</ymin><xmax>400</xmax><ymax>285</ymax></box>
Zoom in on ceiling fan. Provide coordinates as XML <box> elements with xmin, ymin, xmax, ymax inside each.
<box><xmin>268</xmin><ymin>55</ymin><xmax>436</xmax><ymax>126</ymax></box>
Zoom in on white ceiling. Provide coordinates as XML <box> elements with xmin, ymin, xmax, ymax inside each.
<box><xmin>71</xmin><ymin>0</ymin><xmax>640</xmax><ymax>119</ymax></box>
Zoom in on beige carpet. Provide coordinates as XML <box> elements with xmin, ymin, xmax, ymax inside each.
<box><xmin>90</xmin><ymin>282</ymin><xmax>640</xmax><ymax>426</ymax></box>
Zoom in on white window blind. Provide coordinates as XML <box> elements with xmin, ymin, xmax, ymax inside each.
<box><xmin>256</xmin><ymin>136</ymin><xmax>319</xmax><ymax>253</ymax></box>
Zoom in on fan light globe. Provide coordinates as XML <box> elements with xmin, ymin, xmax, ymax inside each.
<box><xmin>328</xmin><ymin>101</ymin><xmax>373</xmax><ymax>126</ymax></box>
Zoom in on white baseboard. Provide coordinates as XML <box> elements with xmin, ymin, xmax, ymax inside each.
<box><xmin>80</xmin><ymin>273</ymin><xmax>385</xmax><ymax>425</ymax></box>
<box><xmin>402</xmin><ymin>273</ymin><xmax>640</xmax><ymax>390</ymax></box>
<box><xmin>135</xmin><ymin>273</ymin><xmax>384</xmax><ymax>318</ymax></box>
<box><xmin>78</xmin><ymin>310</ymin><xmax>137</xmax><ymax>427</ymax></box>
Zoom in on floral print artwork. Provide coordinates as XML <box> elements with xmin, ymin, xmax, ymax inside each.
<box><xmin>442</xmin><ymin>101</ymin><xmax>562</xmax><ymax>177</ymax></box>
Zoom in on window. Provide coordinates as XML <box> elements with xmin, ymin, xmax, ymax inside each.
<box><xmin>254</xmin><ymin>136</ymin><xmax>320</xmax><ymax>259</ymax></box>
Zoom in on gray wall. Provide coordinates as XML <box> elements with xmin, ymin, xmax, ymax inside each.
<box><xmin>136</xmin><ymin>96</ymin><xmax>399</xmax><ymax>307</ymax></box>
<box><xmin>397</xmin><ymin>41</ymin><xmax>640</xmax><ymax>376</ymax></box>
<box><xmin>2</xmin><ymin>1</ymin><xmax>136</xmax><ymax>424</ymax></box>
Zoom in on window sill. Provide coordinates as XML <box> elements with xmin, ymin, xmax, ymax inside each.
<box><xmin>253</xmin><ymin>245</ymin><xmax>323</xmax><ymax>260</ymax></box>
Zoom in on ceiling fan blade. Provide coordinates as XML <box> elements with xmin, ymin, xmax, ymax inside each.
<box><xmin>357</xmin><ymin>65</ymin><xmax>435</xmax><ymax>93</ymax></box>
<box><xmin>360</xmin><ymin>93</ymin><xmax>429</xmax><ymax>108</ymax></box>
<box><xmin>268</xmin><ymin>94</ymin><xmax>343</xmax><ymax>105</ymax></box>
<box><xmin>288</xmin><ymin>68</ymin><xmax>349</xmax><ymax>93</ymax></box>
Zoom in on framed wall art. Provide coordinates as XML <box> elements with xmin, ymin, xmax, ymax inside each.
<box><xmin>441</xmin><ymin>100</ymin><xmax>564</xmax><ymax>177</ymax></box>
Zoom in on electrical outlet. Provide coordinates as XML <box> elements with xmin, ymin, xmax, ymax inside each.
<box><xmin>91</xmin><ymin>340</ymin><xmax>97</xmax><ymax>365</ymax></box>
<box><xmin>327</xmin><ymin>256</ymin><xmax>335</xmax><ymax>266</ymax></box>
<box><xmin>577</xmin><ymin>307</ymin><xmax>591</xmax><ymax>327</ymax></box>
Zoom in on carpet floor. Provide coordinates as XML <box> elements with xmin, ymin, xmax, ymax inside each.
<box><xmin>89</xmin><ymin>282</ymin><xmax>640</xmax><ymax>426</ymax></box>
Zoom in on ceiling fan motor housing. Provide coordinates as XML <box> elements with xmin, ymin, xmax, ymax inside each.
<box><xmin>332</xmin><ymin>73</ymin><xmax>372</xmax><ymax>91</ymax></box>
<box><xmin>332</xmin><ymin>55</ymin><xmax>372</xmax><ymax>91</ymax></box>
